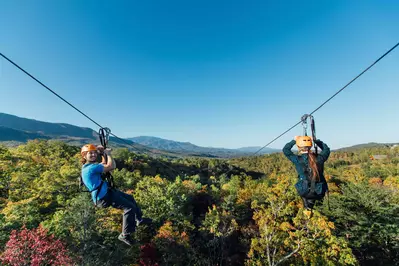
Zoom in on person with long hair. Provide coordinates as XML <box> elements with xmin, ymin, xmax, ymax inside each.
<box><xmin>283</xmin><ymin>136</ymin><xmax>330</xmax><ymax>215</ymax></box>
<box><xmin>80</xmin><ymin>144</ymin><xmax>151</xmax><ymax>246</ymax></box>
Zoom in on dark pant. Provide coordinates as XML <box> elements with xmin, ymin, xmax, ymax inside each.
<box><xmin>97</xmin><ymin>189</ymin><xmax>142</xmax><ymax>235</ymax></box>
<box><xmin>302</xmin><ymin>196</ymin><xmax>325</xmax><ymax>209</ymax></box>
<box><xmin>302</xmin><ymin>197</ymin><xmax>316</xmax><ymax>209</ymax></box>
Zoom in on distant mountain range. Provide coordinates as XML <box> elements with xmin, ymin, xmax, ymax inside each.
<box><xmin>2</xmin><ymin>112</ymin><xmax>395</xmax><ymax>157</ymax></box>
<box><xmin>0</xmin><ymin>113</ymin><xmax>279</xmax><ymax>158</ymax></box>
<box><xmin>335</xmin><ymin>142</ymin><xmax>399</xmax><ymax>151</ymax></box>
<box><xmin>128</xmin><ymin>136</ymin><xmax>279</xmax><ymax>157</ymax></box>
<box><xmin>0</xmin><ymin>112</ymin><xmax>162</xmax><ymax>155</ymax></box>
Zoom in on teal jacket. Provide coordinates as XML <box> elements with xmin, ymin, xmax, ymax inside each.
<box><xmin>283</xmin><ymin>139</ymin><xmax>330</xmax><ymax>186</ymax></box>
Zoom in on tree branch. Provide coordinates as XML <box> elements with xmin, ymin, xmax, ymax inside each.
<box><xmin>275</xmin><ymin>242</ymin><xmax>301</xmax><ymax>266</ymax></box>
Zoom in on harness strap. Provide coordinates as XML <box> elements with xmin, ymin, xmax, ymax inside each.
<box><xmin>88</xmin><ymin>180</ymin><xmax>107</xmax><ymax>206</ymax></box>
<box><xmin>80</xmin><ymin>174</ymin><xmax>107</xmax><ymax>205</ymax></box>
<box><xmin>102</xmin><ymin>172</ymin><xmax>115</xmax><ymax>189</ymax></box>
<box><xmin>92</xmin><ymin>180</ymin><xmax>104</xmax><ymax>205</ymax></box>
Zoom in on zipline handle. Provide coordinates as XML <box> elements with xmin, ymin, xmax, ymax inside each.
<box><xmin>99</xmin><ymin>127</ymin><xmax>111</xmax><ymax>149</ymax></box>
<box><xmin>98</xmin><ymin>127</ymin><xmax>116</xmax><ymax>189</ymax></box>
<box><xmin>309</xmin><ymin>115</ymin><xmax>318</xmax><ymax>155</ymax></box>
<box><xmin>301</xmin><ymin>114</ymin><xmax>318</xmax><ymax>155</ymax></box>
<box><xmin>301</xmin><ymin>114</ymin><xmax>309</xmax><ymax>136</ymax></box>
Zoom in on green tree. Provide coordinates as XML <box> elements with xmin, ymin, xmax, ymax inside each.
<box><xmin>247</xmin><ymin>176</ymin><xmax>357</xmax><ymax>266</ymax></box>
<box><xmin>134</xmin><ymin>175</ymin><xmax>196</xmax><ymax>226</ymax></box>
<box><xmin>321</xmin><ymin>182</ymin><xmax>399</xmax><ymax>265</ymax></box>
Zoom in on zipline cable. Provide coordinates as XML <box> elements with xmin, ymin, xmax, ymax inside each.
<box><xmin>0</xmin><ymin>53</ymin><xmax>103</xmax><ymax>129</ymax></box>
<box><xmin>252</xmin><ymin>41</ymin><xmax>399</xmax><ymax>156</ymax></box>
<box><xmin>223</xmin><ymin>41</ymin><xmax>399</xmax><ymax>176</ymax></box>
<box><xmin>0</xmin><ymin>52</ymin><xmax>182</xmax><ymax>175</ymax></box>
<box><xmin>1</xmin><ymin>41</ymin><xmax>398</xmax><ymax>177</ymax></box>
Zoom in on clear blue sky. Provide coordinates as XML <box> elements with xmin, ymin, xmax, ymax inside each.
<box><xmin>1</xmin><ymin>0</ymin><xmax>398</xmax><ymax>149</ymax></box>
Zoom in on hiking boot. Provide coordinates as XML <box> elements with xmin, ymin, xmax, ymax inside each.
<box><xmin>136</xmin><ymin>217</ymin><xmax>152</xmax><ymax>227</ymax></box>
<box><xmin>118</xmin><ymin>233</ymin><xmax>136</xmax><ymax>246</ymax></box>
<box><xmin>304</xmin><ymin>209</ymin><xmax>312</xmax><ymax>219</ymax></box>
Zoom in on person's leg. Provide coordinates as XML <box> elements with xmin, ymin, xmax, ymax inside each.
<box><xmin>118</xmin><ymin>191</ymin><xmax>153</xmax><ymax>226</ymax></box>
<box><xmin>118</xmin><ymin>190</ymin><xmax>143</xmax><ymax>221</ymax></box>
<box><xmin>107</xmin><ymin>189</ymin><xmax>138</xmax><ymax>236</ymax></box>
<box><xmin>302</xmin><ymin>197</ymin><xmax>316</xmax><ymax>209</ymax></box>
<box><xmin>302</xmin><ymin>197</ymin><xmax>313</xmax><ymax>218</ymax></box>
<box><xmin>307</xmin><ymin>199</ymin><xmax>316</xmax><ymax>209</ymax></box>
<box><xmin>302</xmin><ymin>197</ymin><xmax>310</xmax><ymax>209</ymax></box>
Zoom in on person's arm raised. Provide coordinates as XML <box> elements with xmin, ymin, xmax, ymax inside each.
<box><xmin>97</xmin><ymin>145</ymin><xmax>116</xmax><ymax>173</ymax></box>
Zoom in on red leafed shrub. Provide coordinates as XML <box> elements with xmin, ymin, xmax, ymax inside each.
<box><xmin>139</xmin><ymin>243</ymin><xmax>159</xmax><ymax>266</ymax></box>
<box><xmin>1</xmin><ymin>225</ymin><xmax>74</xmax><ymax>266</ymax></box>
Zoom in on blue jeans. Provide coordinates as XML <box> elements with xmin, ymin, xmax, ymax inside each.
<box><xmin>96</xmin><ymin>189</ymin><xmax>143</xmax><ymax>235</ymax></box>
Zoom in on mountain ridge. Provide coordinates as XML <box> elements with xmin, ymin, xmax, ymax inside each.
<box><xmin>0</xmin><ymin>113</ymin><xmax>278</xmax><ymax>157</ymax></box>
<box><xmin>335</xmin><ymin>142</ymin><xmax>399</xmax><ymax>151</ymax></box>
<box><xmin>128</xmin><ymin>136</ymin><xmax>279</xmax><ymax>156</ymax></box>
<box><xmin>1</xmin><ymin>112</ymin><xmax>397</xmax><ymax>157</ymax></box>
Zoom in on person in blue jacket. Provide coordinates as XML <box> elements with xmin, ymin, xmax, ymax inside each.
<box><xmin>283</xmin><ymin>136</ymin><xmax>330</xmax><ymax>215</ymax></box>
<box><xmin>80</xmin><ymin>144</ymin><xmax>151</xmax><ymax>246</ymax></box>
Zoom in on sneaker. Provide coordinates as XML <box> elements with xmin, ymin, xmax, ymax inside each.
<box><xmin>136</xmin><ymin>217</ymin><xmax>152</xmax><ymax>227</ymax></box>
<box><xmin>118</xmin><ymin>233</ymin><xmax>136</xmax><ymax>246</ymax></box>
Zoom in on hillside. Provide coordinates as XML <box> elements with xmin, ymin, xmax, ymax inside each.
<box><xmin>0</xmin><ymin>125</ymin><xmax>50</xmax><ymax>142</ymax></box>
<box><xmin>335</xmin><ymin>142</ymin><xmax>399</xmax><ymax>152</ymax></box>
<box><xmin>0</xmin><ymin>113</ymin><xmax>173</xmax><ymax>156</ymax></box>
<box><xmin>0</xmin><ymin>112</ymin><xmax>95</xmax><ymax>138</ymax></box>
<box><xmin>129</xmin><ymin>136</ymin><xmax>279</xmax><ymax>157</ymax></box>
<box><xmin>2</xmin><ymin>112</ymin><xmax>396</xmax><ymax>158</ymax></box>
<box><xmin>0</xmin><ymin>113</ymin><xmax>279</xmax><ymax>158</ymax></box>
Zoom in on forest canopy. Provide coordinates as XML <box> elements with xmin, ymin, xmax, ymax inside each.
<box><xmin>0</xmin><ymin>140</ymin><xmax>398</xmax><ymax>265</ymax></box>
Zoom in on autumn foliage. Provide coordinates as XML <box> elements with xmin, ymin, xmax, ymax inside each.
<box><xmin>0</xmin><ymin>140</ymin><xmax>398</xmax><ymax>265</ymax></box>
<box><xmin>1</xmin><ymin>225</ymin><xmax>73</xmax><ymax>266</ymax></box>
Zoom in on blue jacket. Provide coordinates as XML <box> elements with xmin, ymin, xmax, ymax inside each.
<box><xmin>283</xmin><ymin>139</ymin><xmax>330</xmax><ymax>185</ymax></box>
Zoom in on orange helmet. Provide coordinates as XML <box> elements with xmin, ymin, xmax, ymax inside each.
<box><xmin>296</xmin><ymin>136</ymin><xmax>312</xmax><ymax>148</ymax></box>
<box><xmin>81</xmin><ymin>144</ymin><xmax>97</xmax><ymax>157</ymax></box>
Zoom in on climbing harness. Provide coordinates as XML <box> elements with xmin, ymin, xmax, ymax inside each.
<box><xmin>295</xmin><ymin>156</ymin><xmax>324</xmax><ymax>199</ymax></box>
<box><xmin>299</xmin><ymin>114</ymin><xmax>330</xmax><ymax>209</ymax></box>
<box><xmin>79</xmin><ymin>127</ymin><xmax>116</xmax><ymax>205</ymax></box>
<box><xmin>79</xmin><ymin>171</ymin><xmax>105</xmax><ymax>206</ymax></box>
